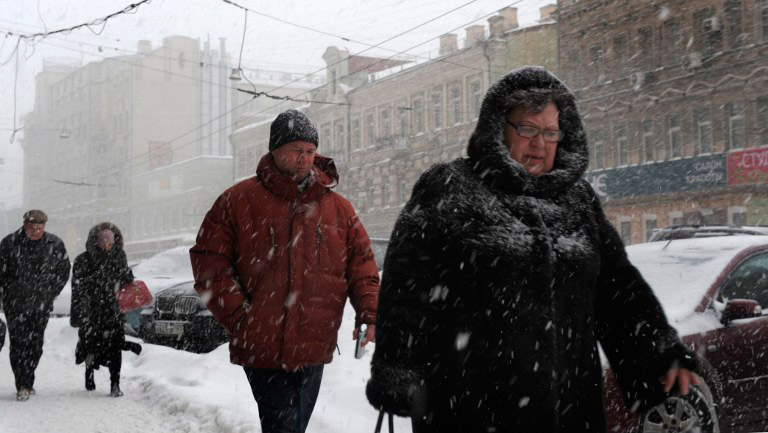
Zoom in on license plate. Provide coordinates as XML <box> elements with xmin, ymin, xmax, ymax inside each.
<box><xmin>155</xmin><ymin>322</ymin><xmax>184</xmax><ymax>336</ymax></box>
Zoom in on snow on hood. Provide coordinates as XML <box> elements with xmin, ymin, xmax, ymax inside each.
<box><xmin>626</xmin><ymin>235</ymin><xmax>768</xmax><ymax>325</ymax></box>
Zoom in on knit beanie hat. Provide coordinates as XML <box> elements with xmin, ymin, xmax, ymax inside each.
<box><xmin>23</xmin><ymin>209</ymin><xmax>48</xmax><ymax>224</ymax></box>
<box><xmin>268</xmin><ymin>109</ymin><xmax>319</xmax><ymax>152</ymax></box>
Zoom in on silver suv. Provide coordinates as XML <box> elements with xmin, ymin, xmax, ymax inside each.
<box><xmin>648</xmin><ymin>224</ymin><xmax>768</xmax><ymax>242</ymax></box>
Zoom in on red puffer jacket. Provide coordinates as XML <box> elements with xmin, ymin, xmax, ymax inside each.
<box><xmin>190</xmin><ymin>154</ymin><xmax>379</xmax><ymax>370</ymax></box>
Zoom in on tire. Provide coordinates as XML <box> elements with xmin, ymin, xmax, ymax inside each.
<box><xmin>636</xmin><ymin>375</ymin><xmax>720</xmax><ymax>433</ymax></box>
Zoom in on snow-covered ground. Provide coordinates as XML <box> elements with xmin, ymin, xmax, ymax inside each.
<box><xmin>0</xmin><ymin>303</ymin><xmax>409</xmax><ymax>433</ymax></box>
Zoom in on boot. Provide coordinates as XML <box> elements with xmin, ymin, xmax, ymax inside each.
<box><xmin>85</xmin><ymin>368</ymin><xmax>95</xmax><ymax>391</ymax></box>
<box><xmin>110</xmin><ymin>383</ymin><xmax>123</xmax><ymax>397</ymax></box>
<box><xmin>16</xmin><ymin>388</ymin><xmax>30</xmax><ymax>401</ymax></box>
<box><xmin>124</xmin><ymin>341</ymin><xmax>142</xmax><ymax>355</ymax></box>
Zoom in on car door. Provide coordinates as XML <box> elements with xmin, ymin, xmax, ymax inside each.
<box><xmin>700</xmin><ymin>252</ymin><xmax>768</xmax><ymax>427</ymax></box>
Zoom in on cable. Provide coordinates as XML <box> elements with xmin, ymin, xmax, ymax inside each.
<box><xmin>5</xmin><ymin>1</ymin><xmax>529</xmax><ymax>202</ymax></box>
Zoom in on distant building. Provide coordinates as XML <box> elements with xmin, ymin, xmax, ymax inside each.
<box><xmin>227</xmin><ymin>5</ymin><xmax>558</xmax><ymax>239</ymax></box>
<box><xmin>559</xmin><ymin>0</ymin><xmax>768</xmax><ymax>245</ymax></box>
<box><xmin>23</xmin><ymin>36</ymin><xmax>238</xmax><ymax>259</ymax></box>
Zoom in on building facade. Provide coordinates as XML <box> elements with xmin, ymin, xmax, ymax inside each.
<box><xmin>205</xmin><ymin>6</ymin><xmax>556</xmax><ymax>240</ymax></box>
<box><xmin>22</xmin><ymin>36</ymin><xmax>238</xmax><ymax>259</ymax></box>
<box><xmin>559</xmin><ymin>0</ymin><xmax>768</xmax><ymax>244</ymax></box>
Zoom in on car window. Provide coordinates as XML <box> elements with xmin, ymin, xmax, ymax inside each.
<box><xmin>719</xmin><ymin>253</ymin><xmax>768</xmax><ymax>309</ymax></box>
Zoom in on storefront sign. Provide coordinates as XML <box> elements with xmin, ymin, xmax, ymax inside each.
<box><xmin>727</xmin><ymin>146</ymin><xmax>768</xmax><ymax>185</ymax></box>
<box><xmin>585</xmin><ymin>154</ymin><xmax>727</xmax><ymax>200</ymax></box>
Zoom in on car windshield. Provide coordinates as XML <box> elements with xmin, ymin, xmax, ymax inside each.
<box><xmin>626</xmin><ymin>235</ymin><xmax>768</xmax><ymax>323</ymax></box>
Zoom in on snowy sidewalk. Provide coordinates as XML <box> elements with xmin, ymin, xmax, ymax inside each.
<box><xmin>0</xmin><ymin>308</ymin><xmax>410</xmax><ymax>433</ymax></box>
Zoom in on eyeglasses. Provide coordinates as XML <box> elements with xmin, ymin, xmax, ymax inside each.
<box><xmin>506</xmin><ymin>121</ymin><xmax>564</xmax><ymax>143</ymax></box>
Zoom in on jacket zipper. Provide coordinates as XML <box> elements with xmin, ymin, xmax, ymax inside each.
<box><xmin>316</xmin><ymin>225</ymin><xmax>323</xmax><ymax>272</ymax></box>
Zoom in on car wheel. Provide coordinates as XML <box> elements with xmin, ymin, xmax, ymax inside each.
<box><xmin>637</xmin><ymin>377</ymin><xmax>719</xmax><ymax>433</ymax></box>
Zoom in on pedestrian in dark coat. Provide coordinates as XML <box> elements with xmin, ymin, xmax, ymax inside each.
<box><xmin>0</xmin><ymin>209</ymin><xmax>70</xmax><ymax>401</ymax></box>
<box><xmin>70</xmin><ymin>222</ymin><xmax>135</xmax><ymax>397</ymax></box>
<box><xmin>366</xmin><ymin>67</ymin><xmax>699</xmax><ymax>433</ymax></box>
<box><xmin>191</xmin><ymin>109</ymin><xmax>380</xmax><ymax>433</ymax></box>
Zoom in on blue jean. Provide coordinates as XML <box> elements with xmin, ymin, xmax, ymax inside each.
<box><xmin>243</xmin><ymin>365</ymin><xmax>324</xmax><ymax>433</ymax></box>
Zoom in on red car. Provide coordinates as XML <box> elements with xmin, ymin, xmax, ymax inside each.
<box><xmin>604</xmin><ymin>235</ymin><xmax>768</xmax><ymax>433</ymax></box>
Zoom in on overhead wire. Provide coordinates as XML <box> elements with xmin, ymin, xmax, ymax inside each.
<box><xmin>4</xmin><ymin>0</ymin><xmax>532</xmax><ymax>203</ymax></box>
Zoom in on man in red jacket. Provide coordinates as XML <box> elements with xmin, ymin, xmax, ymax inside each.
<box><xmin>190</xmin><ymin>109</ymin><xmax>379</xmax><ymax>433</ymax></box>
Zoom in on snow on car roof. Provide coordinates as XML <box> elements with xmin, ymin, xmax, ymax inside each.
<box><xmin>626</xmin><ymin>235</ymin><xmax>768</xmax><ymax>323</ymax></box>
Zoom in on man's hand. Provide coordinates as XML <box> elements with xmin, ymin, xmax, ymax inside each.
<box><xmin>660</xmin><ymin>366</ymin><xmax>700</xmax><ymax>395</ymax></box>
<box><xmin>353</xmin><ymin>324</ymin><xmax>376</xmax><ymax>346</ymax></box>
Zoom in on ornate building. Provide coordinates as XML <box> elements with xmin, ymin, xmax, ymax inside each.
<box><xmin>559</xmin><ymin>0</ymin><xmax>768</xmax><ymax>244</ymax></box>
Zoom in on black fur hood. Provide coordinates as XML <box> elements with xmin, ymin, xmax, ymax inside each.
<box><xmin>467</xmin><ymin>66</ymin><xmax>589</xmax><ymax>197</ymax></box>
<box><xmin>85</xmin><ymin>222</ymin><xmax>125</xmax><ymax>258</ymax></box>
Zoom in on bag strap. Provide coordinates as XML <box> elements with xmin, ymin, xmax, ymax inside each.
<box><xmin>374</xmin><ymin>410</ymin><xmax>395</xmax><ymax>433</ymax></box>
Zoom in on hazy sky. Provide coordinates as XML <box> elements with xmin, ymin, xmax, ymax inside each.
<box><xmin>0</xmin><ymin>0</ymin><xmax>553</xmax><ymax>206</ymax></box>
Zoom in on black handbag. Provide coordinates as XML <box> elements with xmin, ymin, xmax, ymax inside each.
<box><xmin>374</xmin><ymin>410</ymin><xmax>394</xmax><ymax>433</ymax></box>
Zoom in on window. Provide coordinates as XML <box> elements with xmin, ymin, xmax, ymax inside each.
<box><xmin>637</xmin><ymin>27</ymin><xmax>654</xmax><ymax>69</ymax></box>
<box><xmin>448</xmin><ymin>85</ymin><xmax>462</xmax><ymax>126</ymax></box>
<box><xmin>591</xmin><ymin>129</ymin><xmax>605</xmax><ymax>170</ymax></box>
<box><xmin>613</xmin><ymin>35</ymin><xmax>628</xmax><ymax>79</ymax></box>
<box><xmin>694</xmin><ymin>8</ymin><xmax>721</xmax><ymax>58</ymax></box>
<box><xmin>589</xmin><ymin>44</ymin><xmax>605</xmax><ymax>85</ymax></box>
<box><xmin>149</xmin><ymin>141</ymin><xmax>172</xmax><ymax>169</ymax></box>
<box><xmin>641</xmin><ymin>119</ymin><xmax>655</xmax><ymax>163</ymax></box>
<box><xmin>694</xmin><ymin>108</ymin><xmax>712</xmax><ymax>155</ymax></box>
<box><xmin>365</xmin><ymin>112</ymin><xmax>376</xmax><ymax>146</ymax></box>
<box><xmin>614</xmin><ymin>125</ymin><xmax>628</xmax><ymax>166</ymax></box>
<box><xmin>321</xmin><ymin>122</ymin><xmax>332</xmax><ymax>151</ymax></box>
<box><xmin>725</xmin><ymin>101</ymin><xmax>745</xmax><ymax>150</ymax></box>
<box><xmin>644</xmin><ymin>216</ymin><xmax>658</xmax><ymax>242</ymax></box>
<box><xmin>469</xmin><ymin>78</ymin><xmax>482</xmax><ymax>119</ymax></box>
<box><xmin>668</xmin><ymin>114</ymin><xmax>682</xmax><ymax>159</ymax></box>
<box><xmin>398</xmin><ymin>178</ymin><xmax>408</xmax><ymax>203</ymax></box>
<box><xmin>567</xmin><ymin>49</ymin><xmax>581</xmax><ymax>88</ymax></box>
<box><xmin>757</xmin><ymin>96</ymin><xmax>768</xmax><ymax>146</ymax></box>
<box><xmin>381</xmin><ymin>182</ymin><xmax>389</xmax><ymax>207</ymax></box>
<box><xmin>380</xmin><ymin>109</ymin><xmax>391</xmax><ymax>137</ymax></box>
<box><xmin>763</xmin><ymin>0</ymin><xmax>768</xmax><ymax>41</ymax></box>
<box><xmin>334</xmin><ymin>120</ymin><xmax>345</xmax><ymax>153</ymax></box>
<box><xmin>431</xmin><ymin>90</ymin><xmax>443</xmax><ymax>130</ymax></box>
<box><xmin>620</xmin><ymin>220</ymin><xmax>632</xmax><ymax>245</ymax></box>
<box><xmin>669</xmin><ymin>211</ymin><xmax>684</xmax><ymax>226</ymax></box>
<box><xmin>725</xmin><ymin>0</ymin><xmax>744</xmax><ymax>48</ymax></box>
<box><xmin>663</xmin><ymin>19</ymin><xmax>683</xmax><ymax>65</ymax></box>
<box><xmin>729</xmin><ymin>206</ymin><xmax>747</xmax><ymax>225</ymax></box>
<box><xmin>397</xmin><ymin>101</ymin><xmax>409</xmax><ymax>137</ymax></box>
<box><xmin>351</xmin><ymin>116</ymin><xmax>362</xmax><ymax>150</ymax></box>
<box><xmin>719</xmin><ymin>253</ymin><xmax>768</xmax><ymax>308</ymax></box>
<box><xmin>366</xmin><ymin>180</ymin><xmax>375</xmax><ymax>210</ymax></box>
<box><xmin>412</xmin><ymin>95</ymin><xmax>424</xmax><ymax>134</ymax></box>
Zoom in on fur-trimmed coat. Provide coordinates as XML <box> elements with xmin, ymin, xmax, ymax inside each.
<box><xmin>366</xmin><ymin>67</ymin><xmax>697</xmax><ymax>432</ymax></box>
<box><xmin>71</xmin><ymin>223</ymin><xmax>134</xmax><ymax>366</ymax></box>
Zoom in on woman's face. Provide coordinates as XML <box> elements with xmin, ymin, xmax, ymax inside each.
<box><xmin>97</xmin><ymin>229</ymin><xmax>115</xmax><ymax>252</ymax></box>
<box><xmin>504</xmin><ymin>102</ymin><xmax>560</xmax><ymax>177</ymax></box>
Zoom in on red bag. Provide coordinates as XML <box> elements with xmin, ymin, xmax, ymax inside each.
<box><xmin>117</xmin><ymin>280</ymin><xmax>153</xmax><ymax>313</ymax></box>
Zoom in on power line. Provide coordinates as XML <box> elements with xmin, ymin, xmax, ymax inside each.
<box><xmin>5</xmin><ymin>1</ymin><xmax>526</xmax><ymax>203</ymax></box>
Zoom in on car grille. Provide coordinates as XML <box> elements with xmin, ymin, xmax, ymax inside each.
<box><xmin>156</xmin><ymin>295</ymin><xmax>199</xmax><ymax>315</ymax></box>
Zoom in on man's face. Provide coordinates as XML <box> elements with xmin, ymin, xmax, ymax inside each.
<box><xmin>23</xmin><ymin>223</ymin><xmax>45</xmax><ymax>241</ymax></box>
<box><xmin>504</xmin><ymin>102</ymin><xmax>560</xmax><ymax>177</ymax></box>
<box><xmin>272</xmin><ymin>141</ymin><xmax>317</xmax><ymax>181</ymax></box>
<box><xmin>97</xmin><ymin>229</ymin><xmax>115</xmax><ymax>252</ymax></box>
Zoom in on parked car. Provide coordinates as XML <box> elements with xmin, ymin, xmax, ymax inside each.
<box><xmin>124</xmin><ymin>246</ymin><xmax>196</xmax><ymax>334</ymax></box>
<box><xmin>649</xmin><ymin>224</ymin><xmax>768</xmax><ymax>242</ymax></box>
<box><xmin>138</xmin><ymin>280</ymin><xmax>227</xmax><ymax>353</ymax></box>
<box><xmin>604</xmin><ymin>235</ymin><xmax>768</xmax><ymax>433</ymax></box>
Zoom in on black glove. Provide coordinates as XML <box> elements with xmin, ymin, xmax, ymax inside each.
<box><xmin>366</xmin><ymin>363</ymin><xmax>426</xmax><ymax>417</ymax></box>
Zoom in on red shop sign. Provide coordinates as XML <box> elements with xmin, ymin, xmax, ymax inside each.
<box><xmin>727</xmin><ymin>147</ymin><xmax>768</xmax><ymax>186</ymax></box>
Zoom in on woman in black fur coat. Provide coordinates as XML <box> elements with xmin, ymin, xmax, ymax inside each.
<box><xmin>366</xmin><ymin>67</ymin><xmax>699</xmax><ymax>432</ymax></box>
<box><xmin>71</xmin><ymin>222</ymin><xmax>136</xmax><ymax>397</ymax></box>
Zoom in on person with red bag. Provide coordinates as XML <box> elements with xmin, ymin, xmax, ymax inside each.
<box><xmin>70</xmin><ymin>222</ymin><xmax>141</xmax><ymax>397</ymax></box>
